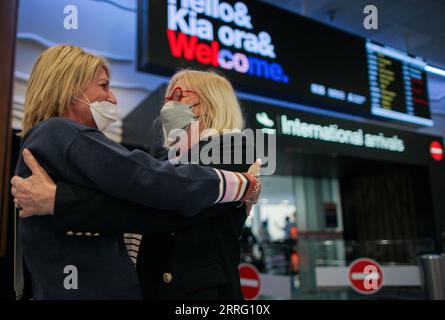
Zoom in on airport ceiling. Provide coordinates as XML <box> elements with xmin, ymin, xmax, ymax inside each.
<box><xmin>261</xmin><ymin>0</ymin><xmax>445</xmax><ymax>70</ymax></box>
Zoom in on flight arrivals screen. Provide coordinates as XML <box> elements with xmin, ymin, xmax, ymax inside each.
<box><xmin>366</xmin><ymin>41</ymin><xmax>432</xmax><ymax>126</ymax></box>
<box><xmin>137</xmin><ymin>0</ymin><xmax>432</xmax><ymax>127</ymax></box>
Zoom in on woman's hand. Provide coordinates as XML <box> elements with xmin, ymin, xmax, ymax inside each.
<box><xmin>244</xmin><ymin>159</ymin><xmax>262</xmax><ymax>215</ymax></box>
<box><xmin>10</xmin><ymin>149</ymin><xmax>57</xmax><ymax>218</ymax></box>
<box><xmin>247</xmin><ymin>159</ymin><xmax>261</xmax><ymax>177</ymax></box>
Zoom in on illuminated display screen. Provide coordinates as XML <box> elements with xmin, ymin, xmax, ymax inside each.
<box><xmin>242</xmin><ymin>99</ymin><xmax>443</xmax><ymax>165</ymax></box>
<box><xmin>138</xmin><ymin>0</ymin><xmax>432</xmax><ymax>126</ymax></box>
<box><xmin>366</xmin><ymin>41</ymin><xmax>432</xmax><ymax>126</ymax></box>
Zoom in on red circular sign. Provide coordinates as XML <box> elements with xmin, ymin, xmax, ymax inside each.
<box><xmin>430</xmin><ymin>141</ymin><xmax>444</xmax><ymax>161</ymax></box>
<box><xmin>238</xmin><ymin>263</ymin><xmax>261</xmax><ymax>300</ymax></box>
<box><xmin>348</xmin><ymin>258</ymin><xmax>383</xmax><ymax>295</ymax></box>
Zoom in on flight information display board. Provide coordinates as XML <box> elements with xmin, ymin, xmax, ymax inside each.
<box><xmin>138</xmin><ymin>0</ymin><xmax>432</xmax><ymax>126</ymax></box>
<box><xmin>366</xmin><ymin>41</ymin><xmax>432</xmax><ymax>126</ymax></box>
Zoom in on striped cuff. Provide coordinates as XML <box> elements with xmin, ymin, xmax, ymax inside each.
<box><xmin>123</xmin><ymin>233</ymin><xmax>143</xmax><ymax>264</ymax></box>
<box><xmin>214</xmin><ymin>169</ymin><xmax>254</xmax><ymax>203</ymax></box>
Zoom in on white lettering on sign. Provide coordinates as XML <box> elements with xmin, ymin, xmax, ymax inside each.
<box><xmin>171</xmin><ymin>0</ymin><xmax>253</xmax><ymax>29</ymax></box>
<box><xmin>311</xmin><ymin>83</ymin><xmax>326</xmax><ymax>96</ymax></box>
<box><xmin>327</xmin><ymin>88</ymin><xmax>346</xmax><ymax>101</ymax></box>
<box><xmin>167</xmin><ymin>0</ymin><xmax>275</xmax><ymax>58</ymax></box>
<box><xmin>347</xmin><ymin>92</ymin><xmax>367</xmax><ymax>104</ymax></box>
<box><xmin>280</xmin><ymin>115</ymin><xmax>405</xmax><ymax>152</ymax></box>
<box><xmin>311</xmin><ymin>84</ymin><xmax>366</xmax><ymax>105</ymax></box>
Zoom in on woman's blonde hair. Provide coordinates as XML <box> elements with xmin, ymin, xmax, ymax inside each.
<box><xmin>20</xmin><ymin>44</ymin><xmax>109</xmax><ymax>136</ymax></box>
<box><xmin>166</xmin><ymin>69</ymin><xmax>244</xmax><ymax>133</ymax></box>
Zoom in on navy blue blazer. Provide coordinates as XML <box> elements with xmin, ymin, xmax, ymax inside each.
<box><xmin>15</xmin><ymin>118</ymin><xmax>223</xmax><ymax>299</ymax></box>
<box><xmin>50</xmin><ymin>133</ymin><xmax>253</xmax><ymax>299</ymax></box>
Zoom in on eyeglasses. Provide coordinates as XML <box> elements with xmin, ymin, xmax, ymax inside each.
<box><xmin>164</xmin><ymin>87</ymin><xmax>199</xmax><ymax>103</ymax></box>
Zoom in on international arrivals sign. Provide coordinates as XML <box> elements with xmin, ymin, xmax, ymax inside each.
<box><xmin>255</xmin><ymin>111</ymin><xmax>405</xmax><ymax>153</ymax></box>
<box><xmin>281</xmin><ymin>114</ymin><xmax>405</xmax><ymax>153</ymax></box>
<box><xmin>241</xmin><ymin>99</ymin><xmax>443</xmax><ymax>166</ymax></box>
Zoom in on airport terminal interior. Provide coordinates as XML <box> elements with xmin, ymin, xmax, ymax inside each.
<box><xmin>1</xmin><ymin>0</ymin><xmax>444</xmax><ymax>300</ymax></box>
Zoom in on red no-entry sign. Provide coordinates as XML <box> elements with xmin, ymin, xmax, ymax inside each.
<box><xmin>348</xmin><ymin>258</ymin><xmax>383</xmax><ymax>295</ymax></box>
<box><xmin>238</xmin><ymin>263</ymin><xmax>261</xmax><ymax>300</ymax></box>
<box><xmin>430</xmin><ymin>141</ymin><xmax>444</xmax><ymax>161</ymax></box>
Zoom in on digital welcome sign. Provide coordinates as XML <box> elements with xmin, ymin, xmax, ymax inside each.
<box><xmin>138</xmin><ymin>0</ymin><xmax>432</xmax><ymax>126</ymax></box>
<box><xmin>165</xmin><ymin>0</ymin><xmax>287</xmax><ymax>83</ymax></box>
<box><xmin>139</xmin><ymin>0</ymin><xmax>292</xmax><ymax>84</ymax></box>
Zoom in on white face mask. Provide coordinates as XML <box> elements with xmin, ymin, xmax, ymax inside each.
<box><xmin>160</xmin><ymin>100</ymin><xmax>198</xmax><ymax>136</ymax></box>
<box><xmin>75</xmin><ymin>92</ymin><xmax>118</xmax><ymax>132</ymax></box>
